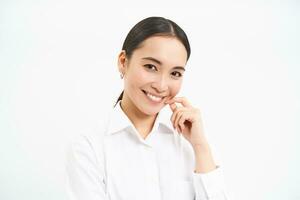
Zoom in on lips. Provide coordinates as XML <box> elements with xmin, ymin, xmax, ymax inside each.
<box><xmin>142</xmin><ymin>90</ymin><xmax>166</xmax><ymax>103</ymax></box>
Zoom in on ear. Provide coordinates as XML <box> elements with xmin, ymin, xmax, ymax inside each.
<box><xmin>117</xmin><ymin>50</ymin><xmax>128</xmax><ymax>75</ymax></box>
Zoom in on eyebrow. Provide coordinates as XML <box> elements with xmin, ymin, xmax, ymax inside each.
<box><xmin>142</xmin><ymin>57</ymin><xmax>185</xmax><ymax>71</ymax></box>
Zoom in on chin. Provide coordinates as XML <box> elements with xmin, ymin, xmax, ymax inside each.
<box><xmin>140</xmin><ymin>104</ymin><xmax>162</xmax><ymax>116</ymax></box>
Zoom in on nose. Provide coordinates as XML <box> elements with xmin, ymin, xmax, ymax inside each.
<box><xmin>151</xmin><ymin>76</ymin><xmax>168</xmax><ymax>93</ymax></box>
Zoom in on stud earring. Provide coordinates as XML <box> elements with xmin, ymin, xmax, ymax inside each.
<box><xmin>120</xmin><ymin>73</ymin><xmax>124</xmax><ymax>79</ymax></box>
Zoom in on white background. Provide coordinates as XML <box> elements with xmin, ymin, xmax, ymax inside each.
<box><xmin>0</xmin><ymin>0</ymin><xmax>299</xmax><ymax>199</ymax></box>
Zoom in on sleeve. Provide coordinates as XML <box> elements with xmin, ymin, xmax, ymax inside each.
<box><xmin>192</xmin><ymin>166</ymin><xmax>230</xmax><ymax>200</ymax></box>
<box><xmin>65</xmin><ymin>134</ymin><xmax>109</xmax><ymax>200</ymax></box>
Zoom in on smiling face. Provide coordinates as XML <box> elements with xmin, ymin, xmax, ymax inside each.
<box><xmin>118</xmin><ymin>35</ymin><xmax>188</xmax><ymax>116</ymax></box>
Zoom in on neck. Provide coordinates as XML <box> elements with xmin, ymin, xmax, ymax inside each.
<box><xmin>120</xmin><ymin>95</ymin><xmax>157</xmax><ymax>139</ymax></box>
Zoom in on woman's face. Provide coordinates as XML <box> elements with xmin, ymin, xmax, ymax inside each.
<box><xmin>118</xmin><ymin>36</ymin><xmax>187</xmax><ymax>116</ymax></box>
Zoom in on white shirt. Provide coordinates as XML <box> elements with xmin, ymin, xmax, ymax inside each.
<box><xmin>66</xmin><ymin>100</ymin><xmax>229</xmax><ymax>200</ymax></box>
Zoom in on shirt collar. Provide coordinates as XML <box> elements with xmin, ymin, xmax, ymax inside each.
<box><xmin>106</xmin><ymin>100</ymin><xmax>174</xmax><ymax>136</ymax></box>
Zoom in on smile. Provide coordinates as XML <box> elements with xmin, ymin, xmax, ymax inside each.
<box><xmin>142</xmin><ymin>90</ymin><xmax>165</xmax><ymax>103</ymax></box>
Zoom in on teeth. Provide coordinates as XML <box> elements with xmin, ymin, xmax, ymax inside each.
<box><xmin>145</xmin><ymin>92</ymin><xmax>162</xmax><ymax>102</ymax></box>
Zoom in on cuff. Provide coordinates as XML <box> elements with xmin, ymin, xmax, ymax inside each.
<box><xmin>192</xmin><ymin>165</ymin><xmax>226</xmax><ymax>199</ymax></box>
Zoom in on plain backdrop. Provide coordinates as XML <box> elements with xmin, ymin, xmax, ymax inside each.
<box><xmin>1</xmin><ymin>0</ymin><xmax>299</xmax><ymax>199</ymax></box>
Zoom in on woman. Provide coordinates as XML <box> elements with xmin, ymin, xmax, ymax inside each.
<box><xmin>66</xmin><ymin>16</ymin><xmax>229</xmax><ymax>200</ymax></box>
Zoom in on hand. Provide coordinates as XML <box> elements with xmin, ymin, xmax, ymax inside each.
<box><xmin>165</xmin><ymin>97</ymin><xmax>208</xmax><ymax>147</ymax></box>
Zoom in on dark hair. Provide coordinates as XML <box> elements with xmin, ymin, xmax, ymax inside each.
<box><xmin>114</xmin><ymin>16</ymin><xmax>191</xmax><ymax>107</ymax></box>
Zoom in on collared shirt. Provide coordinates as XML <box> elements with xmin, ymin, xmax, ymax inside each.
<box><xmin>66</xmin><ymin>100</ymin><xmax>229</xmax><ymax>200</ymax></box>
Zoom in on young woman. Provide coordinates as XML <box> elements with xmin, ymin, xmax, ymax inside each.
<box><xmin>66</xmin><ymin>16</ymin><xmax>229</xmax><ymax>200</ymax></box>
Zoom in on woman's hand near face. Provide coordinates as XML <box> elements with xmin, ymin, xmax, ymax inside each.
<box><xmin>165</xmin><ymin>97</ymin><xmax>217</xmax><ymax>173</ymax></box>
<box><xmin>165</xmin><ymin>97</ymin><xmax>207</xmax><ymax>147</ymax></box>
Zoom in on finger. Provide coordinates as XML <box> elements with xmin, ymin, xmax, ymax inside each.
<box><xmin>169</xmin><ymin>102</ymin><xmax>177</xmax><ymax>113</ymax></box>
<box><xmin>171</xmin><ymin>109</ymin><xmax>181</xmax><ymax>131</ymax></box>
<box><xmin>178</xmin><ymin>113</ymin><xmax>187</xmax><ymax>132</ymax></box>
<box><xmin>174</xmin><ymin>110</ymin><xmax>184</xmax><ymax>133</ymax></box>
<box><xmin>171</xmin><ymin>107</ymin><xmax>185</xmax><ymax>126</ymax></box>
<box><xmin>166</xmin><ymin>97</ymin><xmax>192</xmax><ymax>108</ymax></box>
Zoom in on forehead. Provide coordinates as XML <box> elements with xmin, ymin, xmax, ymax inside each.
<box><xmin>132</xmin><ymin>36</ymin><xmax>187</xmax><ymax>67</ymax></box>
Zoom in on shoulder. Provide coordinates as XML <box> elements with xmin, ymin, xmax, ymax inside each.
<box><xmin>67</xmin><ymin>111</ymin><xmax>112</xmax><ymax>164</ymax></box>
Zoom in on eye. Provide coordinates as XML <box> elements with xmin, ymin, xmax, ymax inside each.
<box><xmin>171</xmin><ymin>71</ymin><xmax>183</xmax><ymax>78</ymax></box>
<box><xmin>143</xmin><ymin>64</ymin><xmax>157</xmax><ymax>71</ymax></box>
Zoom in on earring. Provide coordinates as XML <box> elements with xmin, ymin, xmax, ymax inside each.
<box><xmin>120</xmin><ymin>73</ymin><xmax>124</xmax><ymax>79</ymax></box>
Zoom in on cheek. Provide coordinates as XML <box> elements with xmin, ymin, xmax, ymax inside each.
<box><xmin>133</xmin><ymin>69</ymin><xmax>153</xmax><ymax>86</ymax></box>
<box><xmin>126</xmin><ymin>68</ymin><xmax>150</xmax><ymax>89</ymax></box>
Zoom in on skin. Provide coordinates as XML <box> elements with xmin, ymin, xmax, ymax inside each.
<box><xmin>118</xmin><ymin>35</ymin><xmax>216</xmax><ymax>173</ymax></box>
